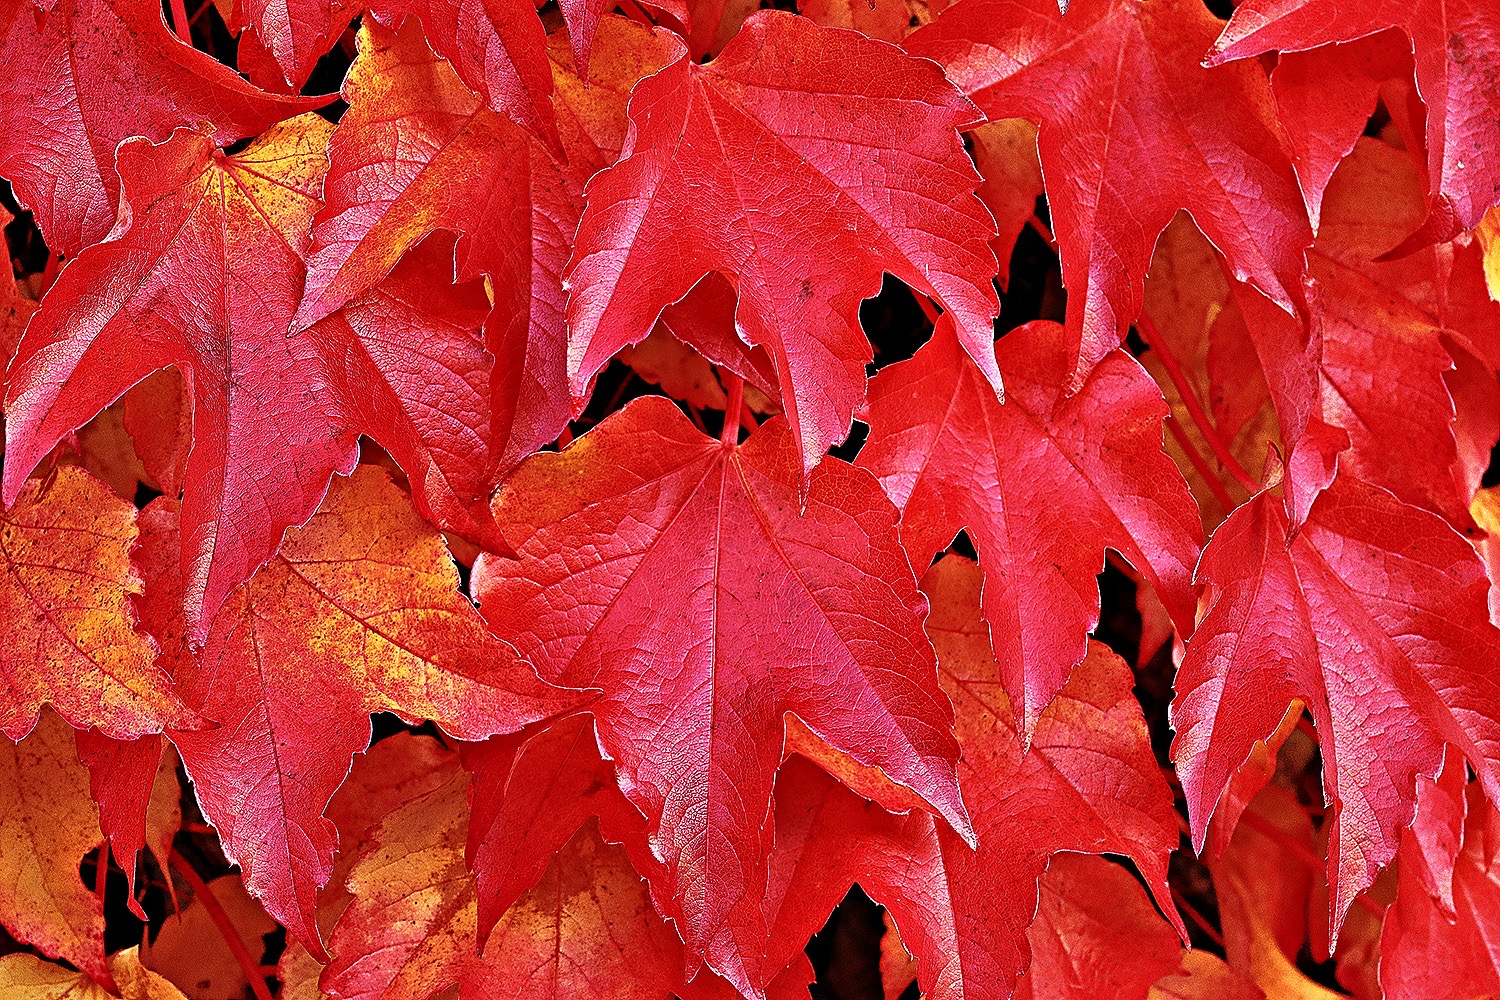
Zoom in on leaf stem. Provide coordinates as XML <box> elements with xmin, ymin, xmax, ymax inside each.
<box><xmin>1164</xmin><ymin>413</ymin><xmax>1238</xmax><ymax>514</ymax></box>
<box><xmin>1236</xmin><ymin>809</ymin><xmax>1323</xmax><ymax>872</ymax></box>
<box><xmin>168</xmin><ymin>849</ymin><xmax>274</xmax><ymax>1000</ymax></box>
<box><xmin>618</xmin><ymin>0</ymin><xmax>656</xmax><ymax>27</ymax></box>
<box><xmin>1134</xmin><ymin>313</ymin><xmax>1260</xmax><ymax>496</ymax></box>
<box><xmin>1170</xmin><ymin>885</ymin><xmax>1224</xmax><ymax>949</ymax></box>
<box><xmin>721</xmin><ymin>374</ymin><xmax>745</xmax><ymax>448</ymax></box>
<box><xmin>1027</xmin><ymin>212</ymin><xmax>1056</xmax><ymax>248</ymax></box>
<box><xmin>739</xmin><ymin>396</ymin><xmax>759</xmax><ymax>433</ymax></box>
<box><xmin>168</xmin><ymin>0</ymin><xmax>191</xmax><ymax>41</ymax></box>
<box><xmin>93</xmin><ymin>847</ymin><xmax>108</xmax><ymax>902</ymax></box>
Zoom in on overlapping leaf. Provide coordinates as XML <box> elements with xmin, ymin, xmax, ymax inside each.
<box><xmin>858</xmin><ymin>319</ymin><xmax>1201</xmax><ymax>737</ymax></box>
<box><xmin>73</xmin><ymin>732</ymin><xmax>179</xmax><ymax>918</ymax></box>
<box><xmin>907</xmin><ymin>0</ymin><xmax>1311</xmax><ymax>381</ymax></box>
<box><xmin>472</xmin><ymin>396</ymin><xmax>970</xmax><ymax>991</ymax></box>
<box><xmin>224</xmin><ymin>0</ymin><xmax>354</xmax><ymax>91</ymax></box>
<box><xmin>0</xmin><ymin>948</ymin><xmax>184</xmax><ymax>1000</ymax></box>
<box><xmin>1014</xmin><ymin>855</ymin><xmax>1183</xmax><ymax>1000</ymax></box>
<box><xmin>0</xmin><ymin>710</ymin><xmax>111</xmax><ymax>987</ymax></box>
<box><xmin>323</xmin><ymin>758</ymin><xmax>692</xmax><ymax>1000</ymax></box>
<box><xmin>1261</xmin><ymin>31</ymin><xmax>1416</xmax><ymax>231</ymax></box>
<box><xmin>0</xmin><ymin>0</ymin><xmax>1495</xmax><ymax>994</ymax></box>
<box><xmin>142</xmin><ymin>874</ymin><xmax>277</xmax><ymax>1000</ymax></box>
<box><xmin>1209</xmin><ymin>787</ymin><xmax>1350</xmax><ymax>999</ymax></box>
<box><xmin>1210</xmin><ymin>0</ymin><xmax>1500</xmax><ymax>243</ymax></box>
<box><xmin>1381</xmin><ymin>762</ymin><xmax>1500</xmax><ymax>999</ymax></box>
<box><xmin>3</xmin><ymin>118</ymin><xmax>355</xmax><ymax>636</ymax></box>
<box><xmin>363</xmin><ymin>0</ymin><xmax>559</xmax><ymax>155</ymax></box>
<box><xmin>1173</xmin><ymin>473</ymin><xmax>1500</xmax><ymax>930</ymax></box>
<box><xmin>306</xmin><ymin>233</ymin><xmax>507</xmax><ymax>546</ymax></box>
<box><xmin>567</xmin><ymin>9</ymin><xmax>1002</xmax><ymax>476</ymax></box>
<box><xmin>0</xmin><ymin>468</ymin><xmax>187</xmax><ymax>740</ymax></box>
<box><xmin>747</xmin><ymin>556</ymin><xmax>1180</xmax><ymax>999</ymax></box>
<box><xmin>295</xmin><ymin>15</ymin><xmax>677</xmax><ymax>475</ymax></box>
<box><xmin>1139</xmin><ymin>142</ymin><xmax>1498</xmax><ymax>532</ymax></box>
<box><xmin>6</xmin><ymin>112</ymin><xmax>533</xmax><ymax>633</ymax></box>
<box><xmin>0</xmin><ymin>0</ymin><xmax>318</xmax><ymax>256</ymax></box>
<box><xmin>139</xmin><ymin>466</ymin><xmax>583</xmax><ymax>958</ymax></box>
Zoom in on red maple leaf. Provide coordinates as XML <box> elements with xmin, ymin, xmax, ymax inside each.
<box><xmin>472</xmin><ymin>395</ymin><xmax>972</xmax><ymax>992</ymax></box>
<box><xmin>906</xmin><ymin>0</ymin><xmax>1312</xmax><ymax>381</ymax></box>
<box><xmin>1173</xmin><ymin>473</ymin><xmax>1500</xmax><ymax>933</ymax></box>
<box><xmin>0</xmin><ymin>0</ymin><xmax>319</xmax><ymax>257</ymax></box>
<box><xmin>1209</xmin><ymin>0</ymin><xmax>1500</xmax><ymax>245</ymax></box>
<box><xmin>566</xmin><ymin>10</ymin><xmax>1002</xmax><ymax>477</ymax></box>
<box><xmin>858</xmin><ymin>318</ymin><xmax>1202</xmax><ymax>737</ymax></box>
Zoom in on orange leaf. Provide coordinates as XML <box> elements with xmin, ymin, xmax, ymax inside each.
<box><xmin>143</xmin><ymin>876</ymin><xmax>276</xmax><ymax>1000</ymax></box>
<box><xmin>0</xmin><ymin>948</ymin><xmax>185</xmax><ymax>999</ymax></box>
<box><xmin>0</xmin><ymin>468</ymin><xmax>188</xmax><ymax>740</ymax></box>
<box><xmin>0</xmin><ymin>710</ymin><xmax>110</xmax><ymax>986</ymax></box>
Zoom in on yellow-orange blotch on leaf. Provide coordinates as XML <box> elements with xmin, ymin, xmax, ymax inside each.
<box><xmin>0</xmin><ymin>710</ymin><xmax>110</xmax><ymax>986</ymax></box>
<box><xmin>0</xmin><ymin>948</ymin><xmax>185</xmax><ymax>999</ymax></box>
<box><xmin>159</xmin><ymin>465</ymin><xmax>587</xmax><ymax>960</ymax></box>
<box><xmin>322</xmin><ymin>743</ymin><xmax>688</xmax><ymax>999</ymax></box>
<box><xmin>0</xmin><ymin>468</ymin><xmax>188</xmax><ymax>740</ymax></box>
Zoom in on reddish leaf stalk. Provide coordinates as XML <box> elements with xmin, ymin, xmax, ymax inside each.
<box><xmin>1134</xmin><ymin>313</ymin><xmax>1260</xmax><ymax>496</ymax></box>
<box><xmin>1164</xmin><ymin>412</ymin><xmax>1239</xmax><ymax>513</ymax></box>
<box><xmin>618</xmin><ymin>0</ymin><xmax>656</xmax><ymax>27</ymax></box>
<box><xmin>168</xmin><ymin>0</ymin><xmax>191</xmax><ymax>41</ymax></box>
<box><xmin>1170</xmin><ymin>885</ymin><xmax>1224</xmax><ymax>948</ymax></box>
<box><xmin>739</xmin><ymin>398</ymin><xmax>759</xmax><ymax>433</ymax></box>
<box><xmin>1237</xmin><ymin>809</ymin><xmax>1322</xmax><ymax>871</ymax></box>
<box><xmin>722</xmin><ymin>374</ymin><xmax>745</xmax><ymax>447</ymax></box>
<box><xmin>169</xmin><ymin>849</ymin><xmax>275</xmax><ymax>1000</ymax></box>
<box><xmin>1027</xmin><ymin>212</ymin><xmax>1056</xmax><ymax>247</ymax></box>
<box><xmin>93</xmin><ymin>846</ymin><xmax>108</xmax><ymax>902</ymax></box>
